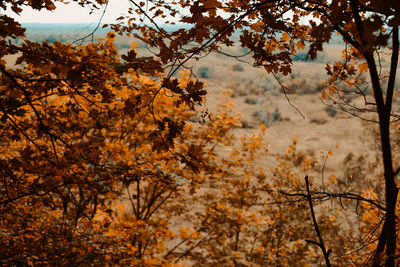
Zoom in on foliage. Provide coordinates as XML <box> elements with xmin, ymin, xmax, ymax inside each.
<box><xmin>2</xmin><ymin>0</ymin><xmax>400</xmax><ymax>266</ymax></box>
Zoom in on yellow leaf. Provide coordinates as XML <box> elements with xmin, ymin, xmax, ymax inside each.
<box><xmin>328</xmin><ymin>149</ymin><xmax>333</xmax><ymax>156</ymax></box>
<box><xmin>321</xmin><ymin>90</ymin><xmax>327</xmax><ymax>99</ymax></box>
<box><xmin>191</xmin><ymin>231</ymin><xmax>200</xmax><ymax>239</ymax></box>
<box><xmin>260</xmin><ymin>123</ymin><xmax>267</xmax><ymax>133</ymax></box>
<box><xmin>130</xmin><ymin>42</ymin><xmax>140</xmax><ymax>49</ymax></box>
<box><xmin>179</xmin><ymin>226</ymin><xmax>189</xmax><ymax>239</ymax></box>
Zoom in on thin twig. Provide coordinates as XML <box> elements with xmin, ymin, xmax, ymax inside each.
<box><xmin>272</xmin><ymin>72</ymin><xmax>305</xmax><ymax>119</ymax></box>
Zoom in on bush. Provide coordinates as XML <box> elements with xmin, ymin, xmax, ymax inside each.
<box><xmin>198</xmin><ymin>66</ymin><xmax>212</xmax><ymax>78</ymax></box>
<box><xmin>324</xmin><ymin>106</ymin><xmax>338</xmax><ymax>117</ymax></box>
<box><xmin>232</xmin><ymin>63</ymin><xmax>244</xmax><ymax>72</ymax></box>
<box><xmin>244</xmin><ymin>97</ymin><xmax>257</xmax><ymax>104</ymax></box>
<box><xmin>254</xmin><ymin>107</ymin><xmax>281</xmax><ymax>126</ymax></box>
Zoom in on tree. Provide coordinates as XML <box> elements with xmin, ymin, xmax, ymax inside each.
<box><xmin>0</xmin><ymin>21</ymin><xmax>232</xmax><ymax>263</ymax></box>
<box><xmin>2</xmin><ymin>0</ymin><xmax>400</xmax><ymax>266</ymax></box>
<box><xmin>0</xmin><ymin>1</ymin><xmax>211</xmax><ymax>264</ymax></box>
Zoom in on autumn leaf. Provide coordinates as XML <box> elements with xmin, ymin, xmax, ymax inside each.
<box><xmin>358</xmin><ymin>62</ymin><xmax>369</xmax><ymax>72</ymax></box>
<box><xmin>281</xmin><ymin>32</ymin><xmax>290</xmax><ymax>42</ymax></box>
<box><xmin>329</xmin><ymin>174</ymin><xmax>336</xmax><ymax>183</ymax></box>
<box><xmin>321</xmin><ymin>90</ymin><xmax>327</xmax><ymax>99</ymax></box>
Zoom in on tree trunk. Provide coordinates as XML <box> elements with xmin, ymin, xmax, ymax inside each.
<box><xmin>379</xmin><ymin>114</ymin><xmax>398</xmax><ymax>267</ymax></box>
<box><xmin>365</xmin><ymin>52</ymin><xmax>399</xmax><ymax>267</ymax></box>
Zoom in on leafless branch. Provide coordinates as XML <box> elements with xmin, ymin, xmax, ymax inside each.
<box><xmin>304</xmin><ymin>175</ymin><xmax>332</xmax><ymax>267</ymax></box>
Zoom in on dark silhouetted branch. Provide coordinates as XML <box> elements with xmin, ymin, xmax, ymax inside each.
<box><xmin>304</xmin><ymin>175</ymin><xmax>332</xmax><ymax>267</ymax></box>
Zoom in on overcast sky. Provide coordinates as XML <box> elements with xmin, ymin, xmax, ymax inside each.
<box><xmin>6</xmin><ymin>0</ymin><xmax>131</xmax><ymax>23</ymax></box>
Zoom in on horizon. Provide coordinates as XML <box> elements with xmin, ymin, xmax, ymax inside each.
<box><xmin>5</xmin><ymin>0</ymin><xmax>186</xmax><ymax>24</ymax></box>
<box><xmin>5</xmin><ymin>0</ymin><xmax>131</xmax><ymax>24</ymax></box>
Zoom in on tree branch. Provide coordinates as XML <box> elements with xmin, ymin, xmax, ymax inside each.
<box><xmin>385</xmin><ymin>26</ymin><xmax>399</xmax><ymax>110</ymax></box>
<box><xmin>304</xmin><ymin>175</ymin><xmax>332</xmax><ymax>267</ymax></box>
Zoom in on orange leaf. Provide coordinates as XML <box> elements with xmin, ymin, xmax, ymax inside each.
<box><xmin>329</xmin><ymin>174</ymin><xmax>336</xmax><ymax>183</ymax></box>
<box><xmin>358</xmin><ymin>62</ymin><xmax>369</xmax><ymax>72</ymax></box>
<box><xmin>281</xmin><ymin>32</ymin><xmax>290</xmax><ymax>42</ymax></box>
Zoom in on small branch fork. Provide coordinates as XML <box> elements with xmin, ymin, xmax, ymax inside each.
<box><xmin>304</xmin><ymin>175</ymin><xmax>332</xmax><ymax>267</ymax></box>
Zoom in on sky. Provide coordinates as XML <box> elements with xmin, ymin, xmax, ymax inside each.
<box><xmin>5</xmin><ymin>0</ymin><xmax>132</xmax><ymax>24</ymax></box>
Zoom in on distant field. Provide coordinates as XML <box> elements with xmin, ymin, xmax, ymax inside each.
<box><xmin>20</xmin><ymin>23</ymin><xmax>346</xmax><ymax>50</ymax></box>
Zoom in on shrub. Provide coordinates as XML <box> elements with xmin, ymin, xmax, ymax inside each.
<box><xmin>244</xmin><ymin>97</ymin><xmax>257</xmax><ymax>104</ymax></box>
<box><xmin>198</xmin><ymin>66</ymin><xmax>212</xmax><ymax>78</ymax></box>
<box><xmin>310</xmin><ymin>117</ymin><xmax>327</xmax><ymax>124</ymax></box>
<box><xmin>324</xmin><ymin>106</ymin><xmax>338</xmax><ymax>117</ymax></box>
<box><xmin>232</xmin><ymin>63</ymin><xmax>244</xmax><ymax>72</ymax></box>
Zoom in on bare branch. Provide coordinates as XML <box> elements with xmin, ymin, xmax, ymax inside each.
<box><xmin>304</xmin><ymin>175</ymin><xmax>332</xmax><ymax>267</ymax></box>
